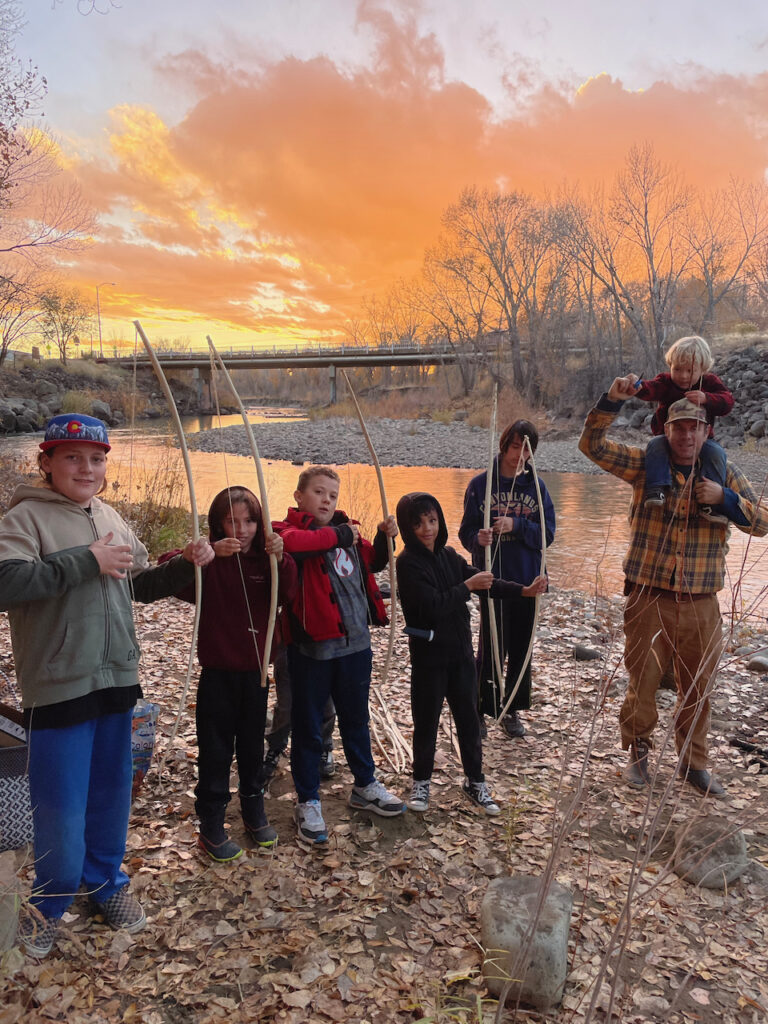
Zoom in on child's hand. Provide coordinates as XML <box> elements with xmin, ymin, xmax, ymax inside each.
<box><xmin>521</xmin><ymin>574</ymin><xmax>548</xmax><ymax>598</ymax></box>
<box><xmin>477</xmin><ymin>528</ymin><xmax>493</xmax><ymax>547</ymax></box>
<box><xmin>685</xmin><ymin>390</ymin><xmax>706</xmax><ymax>406</ymax></box>
<box><xmin>213</xmin><ymin>538</ymin><xmax>241</xmax><ymax>557</ymax></box>
<box><xmin>607</xmin><ymin>375</ymin><xmax>638</xmax><ymax>401</ymax></box>
<box><xmin>465</xmin><ymin>570</ymin><xmax>494</xmax><ymax>592</ymax></box>
<box><xmin>695</xmin><ymin>477</ymin><xmax>724</xmax><ymax>507</ymax></box>
<box><xmin>182</xmin><ymin>538</ymin><xmax>215</xmax><ymax>566</ymax></box>
<box><xmin>90</xmin><ymin>532</ymin><xmax>133</xmax><ymax>579</ymax></box>
<box><xmin>378</xmin><ymin>514</ymin><xmax>398</xmax><ymax>539</ymax></box>
<box><xmin>265</xmin><ymin>531</ymin><xmax>284</xmax><ymax>561</ymax></box>
<box><xmin>492</xmin><ymin>516</ymin><xmax>516</xmax><ymax>536</ymax></box>
<box><xmin>348</xmin><ymin>523</ymin><xmax>360</xmax><ymax>545</ymax></box>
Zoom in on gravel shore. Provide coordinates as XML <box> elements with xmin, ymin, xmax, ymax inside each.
<box><xmin>187</xmin><ymin>414</ymin><xmax>768</xmax><ymax>481</ymax></box>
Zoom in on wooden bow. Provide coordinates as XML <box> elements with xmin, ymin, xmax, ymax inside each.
<box><xmin>483</xmin><ymin>385</ymin><xmax>505</xmax><ymax>711</ymax></box>
<box><xmin>133</xmin><ymin>320</ymin><xmax>202</xmax><ymax>757</ymax></box>
<box><xmin>207</xmin><ymin>336</ymin><xmax>278</xmax><ymax>688</ymax></box>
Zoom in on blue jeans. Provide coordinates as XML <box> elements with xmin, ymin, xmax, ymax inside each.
<box><xmin>645</xmin><ymin>436</ymin><xmax>727</xmax><ymax>492</ymax></box>
<box><xmin>27</xmin><ymin>711</ymin><xmax>133</xmax><ymax>919</ymax></box>
<box><xmin>288</xmin><ymin>646</ymin><xmax>375</xmax><ymax>802</ymax></box>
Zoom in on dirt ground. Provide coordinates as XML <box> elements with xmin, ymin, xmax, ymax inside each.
<box><xmin>2</xmin><ymin>586</ymin><xmax>768</xmax><ymax>1024</ymax></box>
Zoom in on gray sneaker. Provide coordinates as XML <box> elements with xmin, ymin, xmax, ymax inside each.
<box><xmin>18</xmin><ymin>913</ymin><xmax>59</xmax><ymax>958</ymax></box>
<box><xmin>294</xmin><ymin>800</ymin><xmax>328</xmax><ymax>845</ymax></box>
<box><xmin>349</xmin><ymin>780</ymin><xmax>406</xmax><ymax>817</ymax></box>
<box><xmin>91</xmin><ymin>888</ymin><xmax>146</xmax><ymax>933</ymax></box>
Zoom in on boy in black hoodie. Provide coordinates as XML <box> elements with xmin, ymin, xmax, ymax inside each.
<box><xmin>395</xmin><ymin>492</ymin><xmax>547</xmax><ymax>814</ymax></box>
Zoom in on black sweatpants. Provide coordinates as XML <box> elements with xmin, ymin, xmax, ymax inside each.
<box><xmin>477</xmin><ymin>592</ymin><xmax>535</xmax><ymax>718</ymax></box>
<box><xmin>410</xmin><ymin>658</ymin><xmax>483</xmax><ymax>783</ymax></box>
<box><xmin>195</xmin><ymin>667</ymin><xmax>268</xmax><ymax>822</ymax></box>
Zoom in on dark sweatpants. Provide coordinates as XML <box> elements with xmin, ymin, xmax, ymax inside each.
<box><xmin>195</xmin><ymin>667</ymin><xmax>268</xmax><ymax>822</ymax></box>
<box><xmin>477</xmin><ymin>592</ymin><xmax>535</xmax><ymax>718</ymax></box>
<box><xmin>411</xmin><ymin>658</ymin><xmax>484</xmax><ymax>783</ymax></box>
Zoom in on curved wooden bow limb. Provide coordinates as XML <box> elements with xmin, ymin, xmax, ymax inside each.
<box><xmin>341</xmin><ymin>370</ymin><xmax>412</xmax><ymax>768</ymax></box>
<box><xmin>497</xmin><ymin>434</ymin><xmax>546</xmax><ymax>721</ymax></box>
<box><xmin>207</xmin><ymin>336</ymin><xmax>277</xmax><ymax>689</ymax></box>
<box><xmin>134</xmin><ymin>320</ymin><xmax>202</xmax><ymax>768</ymax></box>
<box><xmin>483</xmin><ymin>385</ymin><xmax>505</xmax><ymax>717</ymax></box>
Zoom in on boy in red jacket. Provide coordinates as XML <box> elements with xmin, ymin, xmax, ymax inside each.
<box><xmin>274</xmin><ymin>467</ymin><xmax>405</xmax><ymax>845</ymax></box>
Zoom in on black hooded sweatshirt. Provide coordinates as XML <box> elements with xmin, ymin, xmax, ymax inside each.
<box><xmin>395</xmin><ymin>492</ymin><xmax>524</xmax><ymax>669</ymax></box>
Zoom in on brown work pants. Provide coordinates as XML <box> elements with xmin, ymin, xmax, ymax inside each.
<box><xmin>620</xmin><ymin>586</ymin><xmax>723</xmax><ymax>770</ymax></box>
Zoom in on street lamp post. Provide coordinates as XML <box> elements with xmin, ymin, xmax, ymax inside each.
<box><xmin>95</xmin><ymin>281</ymin><xmax>115</xmax><ymax>358</ymax></box>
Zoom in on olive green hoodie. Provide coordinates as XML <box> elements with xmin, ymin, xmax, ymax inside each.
<box><xmin>0</xmin><ymin>484</ymin><xmax>193</xmax><ymax>710</ymax></box>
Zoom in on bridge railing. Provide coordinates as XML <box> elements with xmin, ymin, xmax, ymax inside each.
<box><xmin>112</xmin><ymin>337</ymin><xmax>481</xmax><ymax>361</ymax></box>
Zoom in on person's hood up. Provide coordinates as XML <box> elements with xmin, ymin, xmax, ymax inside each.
<box><xmin>395</xmin><ymin>491</ymin><xmax>448</xmax><ymax>554</ymax></box>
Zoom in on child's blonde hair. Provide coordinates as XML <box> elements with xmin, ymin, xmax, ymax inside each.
<box><xmin>664</xmin><ymin>335</ymin><xmax>713</xmax><ymax>375</ymax></box>
<box><xmin>296</xmin><ymin>466</ymin><xmax>340</xmax><ymax>491</ymax></box>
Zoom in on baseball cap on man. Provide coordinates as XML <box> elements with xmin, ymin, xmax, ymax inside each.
<box><xmin>665</xmin><ymin>398</ymin><xmax>707</xmax><ymax>426</ymax></box>
<box><xmin>40</xmin><ymin>414</ymin><xmax>111</xmax><ymax>452</ymax></box>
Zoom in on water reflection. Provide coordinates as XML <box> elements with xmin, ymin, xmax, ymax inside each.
<box><xmin>5</xmin><ymin>416</ymin><xmax>766</xmax><ymax>615</ymax></box>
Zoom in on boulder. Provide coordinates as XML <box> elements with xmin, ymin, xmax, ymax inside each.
<box><xmin>672</xmin><ymin>816</ymin><xmax>749</xmax><ymax>889</ymax></box>
<box><xmin>572</xmin><ymin>645</ymin><xmax>601</xmax><ymax>661</ymax></box>
<box><xmin>481</xmin><ymin>875</ymin><xmax>573</xmax><ymax>1009</ymax></box>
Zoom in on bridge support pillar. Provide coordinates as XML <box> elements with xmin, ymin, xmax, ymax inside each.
<box><xmin>329</xmin><ymin>363</ymin><xmax>337</xmax><ymax>405</ymax></box>
<box><xmin>194</xmin><ymin>366</ymin><xmax>212</xmax><ymax>412</ymax></box>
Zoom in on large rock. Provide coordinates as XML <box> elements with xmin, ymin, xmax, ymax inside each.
<box><xmin>91</xmin><ymin>399</ymin><xmax>113</xmax><ymax>424</ymax></box>
<box><xmin>673</xmin><ymin>816</ymin><xmax>750</xmax><ymax>889</ymax></box>
<box><xmin>481</xmin><ymin>875</ymin><xmax>573</xmax><ymax>1009</ymax></box>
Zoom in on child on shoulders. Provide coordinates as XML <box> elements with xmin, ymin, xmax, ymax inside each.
<box><xmin>395</xmin><ymin>491</ymin><xmax>547</xmax><ymax>816</ymax></box>
<box><xmin>629</xmin><ymin>335</ymin><xmax>733</xmax><ymax>521</ymax></box>
<box><xmin>274</xmin><ymin>466</ymin><xmax>406</xmax><ymax>846</ymax></box>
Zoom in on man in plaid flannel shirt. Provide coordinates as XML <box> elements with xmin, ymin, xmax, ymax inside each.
<box><xmin>579</xmin><ymin>376</ymin><xmax>768</xmax><ymax>796</ymax></box>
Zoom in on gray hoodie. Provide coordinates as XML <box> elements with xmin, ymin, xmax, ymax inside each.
<box><xmin>0</xmin><ymin>484</ymin><xmax>193</xmax><ymax>709</ymax></box>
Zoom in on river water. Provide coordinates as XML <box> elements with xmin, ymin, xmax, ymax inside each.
<box><xmin>6</xmin><ymin>410</ymin><xmax>767</xmax><ymax>619</ymax></box>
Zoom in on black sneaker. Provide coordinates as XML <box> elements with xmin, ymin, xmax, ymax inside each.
<box><xmin>462</xmin><ymin>778</ymin><xmax>501</xmax><ymax>816</ymax></box>
<box><xmin>319</xmin><ymin>750</ymin><xmax>336</xmax><ymax>779</ymax></box>
<box><xmin>501</xmin><ymin>710</ymin><xmax>526</xmax><ymax>739</ymax></box>
<box><xmin>197</xmin><ymin>821</ymin><xmax>244</xmax><ymax>863</ymax></box>
<box><xmin>644</xmin><ymin>488</ymin><xmax>666</xmax><ymax>508</ymax></box>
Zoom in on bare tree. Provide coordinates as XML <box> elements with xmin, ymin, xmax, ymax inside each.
<box><xmin>37</xmin><ymin>285</ymin><xmax>92</xmax><ymax>363</ymax></box>
<box><xmin>0</xmin><ymin>262</ymin><xmax>42</xmax><ymax>364</ymax></box>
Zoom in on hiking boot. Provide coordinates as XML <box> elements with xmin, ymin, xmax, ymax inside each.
<box><xmin>349</xmin><ymin>780</ymin><xmax>406</xmax><ymax>817</ymax></box>
<box><xmin>462</xmin><ymin>778</ymin><xmax>501</xmax><ymax>816</ymax></box>
<box><xmin>319</xmin><ymin>750</ymin><xmax>336</xmax><ymax>779</ymax></box>
<box><xmin>18</xmin><ymin>913</ymin><xmax>59</xmax><ymax>958</ymax></box>
<box><xmin>91</xmin><ymin>888</ymin><xmax>147</xmax><ymax>933</ymax></box>
<box><xmin>679</xmin><ymin>766</ymin><xmax>726</xmax><ymax>797</ymax></box>
<box><xmin>294</xmin><ymin>800</ymin><xmax>328</xmax><ymax>845</ymax></box>
<box><xmin>501</xmin><ymin>710</ymin><xmax>526</xmax><ymax>739</ymax></box>
<box><xmin>699</xmin><ymin>506</ymin><xmax>729</xmax><ymax>526</ymax></box>
<box><xmin>197</xmin><ymin>819</ymin><xmax>243</xmax><ymax>863</ymax></box>
<box><xmin>240</xmin><ymin>790</ymin><xmax>278</xmax><ymax>848</ymax></box>
<box><xmin>625</xmin><ymin>739</ymin><xmax>650</xmax><ymax>789</ymax></box>
<box><xmin>407</xmin><ymin>779</ymin><xmax>430</xmax><ymax>813</ymax></box>
<box><xmin>263</xmin><ymin>746</ymin><xmax>284</xmax><ymax>782</ymax></box>
<box><xmin>644</xmin><ymin>488</ymin><xmax>667</xmax><ymax>508</ymax></box>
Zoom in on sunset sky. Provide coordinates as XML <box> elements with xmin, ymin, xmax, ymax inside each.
<box><xmin>16</xmin><ymin>0</ymin><xmax>768</xmax><ymax>350</ymax></box>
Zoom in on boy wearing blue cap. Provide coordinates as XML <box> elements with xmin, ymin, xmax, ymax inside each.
<box><xmin>0</xmin><ymin>414</ymin><xmax>214</xmax><ymax>958</ymax></box>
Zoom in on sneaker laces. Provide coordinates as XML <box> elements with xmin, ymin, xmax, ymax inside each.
<box><xmin>360</xmin><ymin>779</ymin><xmax>395</xmax><ymax>802</ymax></box>
<box><xmin>411</xmin><ymin>780</ymin><xmax>429</xmax><ymax>802</ymax></box>
<box><xmin>472</xmin><ymin>781</ymin><xmax>494</xmax><ymax>805</ymax></box>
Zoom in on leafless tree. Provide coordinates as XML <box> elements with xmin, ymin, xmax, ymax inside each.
<box><xmin>37</xmin><ymin>285</ymin><xmax>92</xmax><ymax>363</ymax></box>
<box><xmin>0</xmin><ymin>262</ymin><xmax>42</xmax><ymax>365</ymax></box>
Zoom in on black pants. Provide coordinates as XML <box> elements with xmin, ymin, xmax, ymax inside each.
<box><xmin>195</xmin><ymin>668</ymin><xmax>268</xmax><ymax>821</ymax></box>
<box><xmin>477</xmin><ymin>592</ymin><xmax>535</xmax><ymax>718</ymax></box>
<box><xmin>411</xmin><ymin>659</ymin><xmax>483</xmax><ymax>783</ymax></box>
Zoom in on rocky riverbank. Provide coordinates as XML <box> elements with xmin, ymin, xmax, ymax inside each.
<box><xmin>186</xmin><ymin>413</ymin><xmax>768</xmax><ymax>482</ymax></box>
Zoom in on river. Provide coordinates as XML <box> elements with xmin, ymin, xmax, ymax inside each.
<box><xmin>5</xmin><ymin>410</ymin><xmax>767</xmax><ymax>620</ymax></box>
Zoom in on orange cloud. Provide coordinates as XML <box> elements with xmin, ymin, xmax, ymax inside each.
<box><xmin>61</xmin><ymin>16</ymin><xmax>768</xmax><ymax>347</ymax></box>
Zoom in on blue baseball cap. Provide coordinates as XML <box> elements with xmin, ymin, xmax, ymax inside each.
<box><xmin>40</xmin><ymin>414</ymin><xmax>111</xmax><ymax>452</ymax></box>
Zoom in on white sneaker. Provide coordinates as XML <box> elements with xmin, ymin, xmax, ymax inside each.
<box><xmin>407</xmin><ymin>779</ymin><xmax>430</xmax><ymax>812</ymax></box>
<box><xmin>349</xmin><ymin>780</ymin><xmax>406</xmax><ymax>817</ymax></box>
<box><xmin>294</xmin><ymin>800</ymin><xmax>328</xmax><ymax>845</ymax></box>
<box><xmin>462</xmin><ymin>778</ymin><xmax>501</xmax><ymax>816</ymax></box>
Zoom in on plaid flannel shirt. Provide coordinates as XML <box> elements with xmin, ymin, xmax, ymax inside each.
<box><xmin>579</xmin><ymin>401</ymin><xmax>768</xmax><ymax>594</ymax></box>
